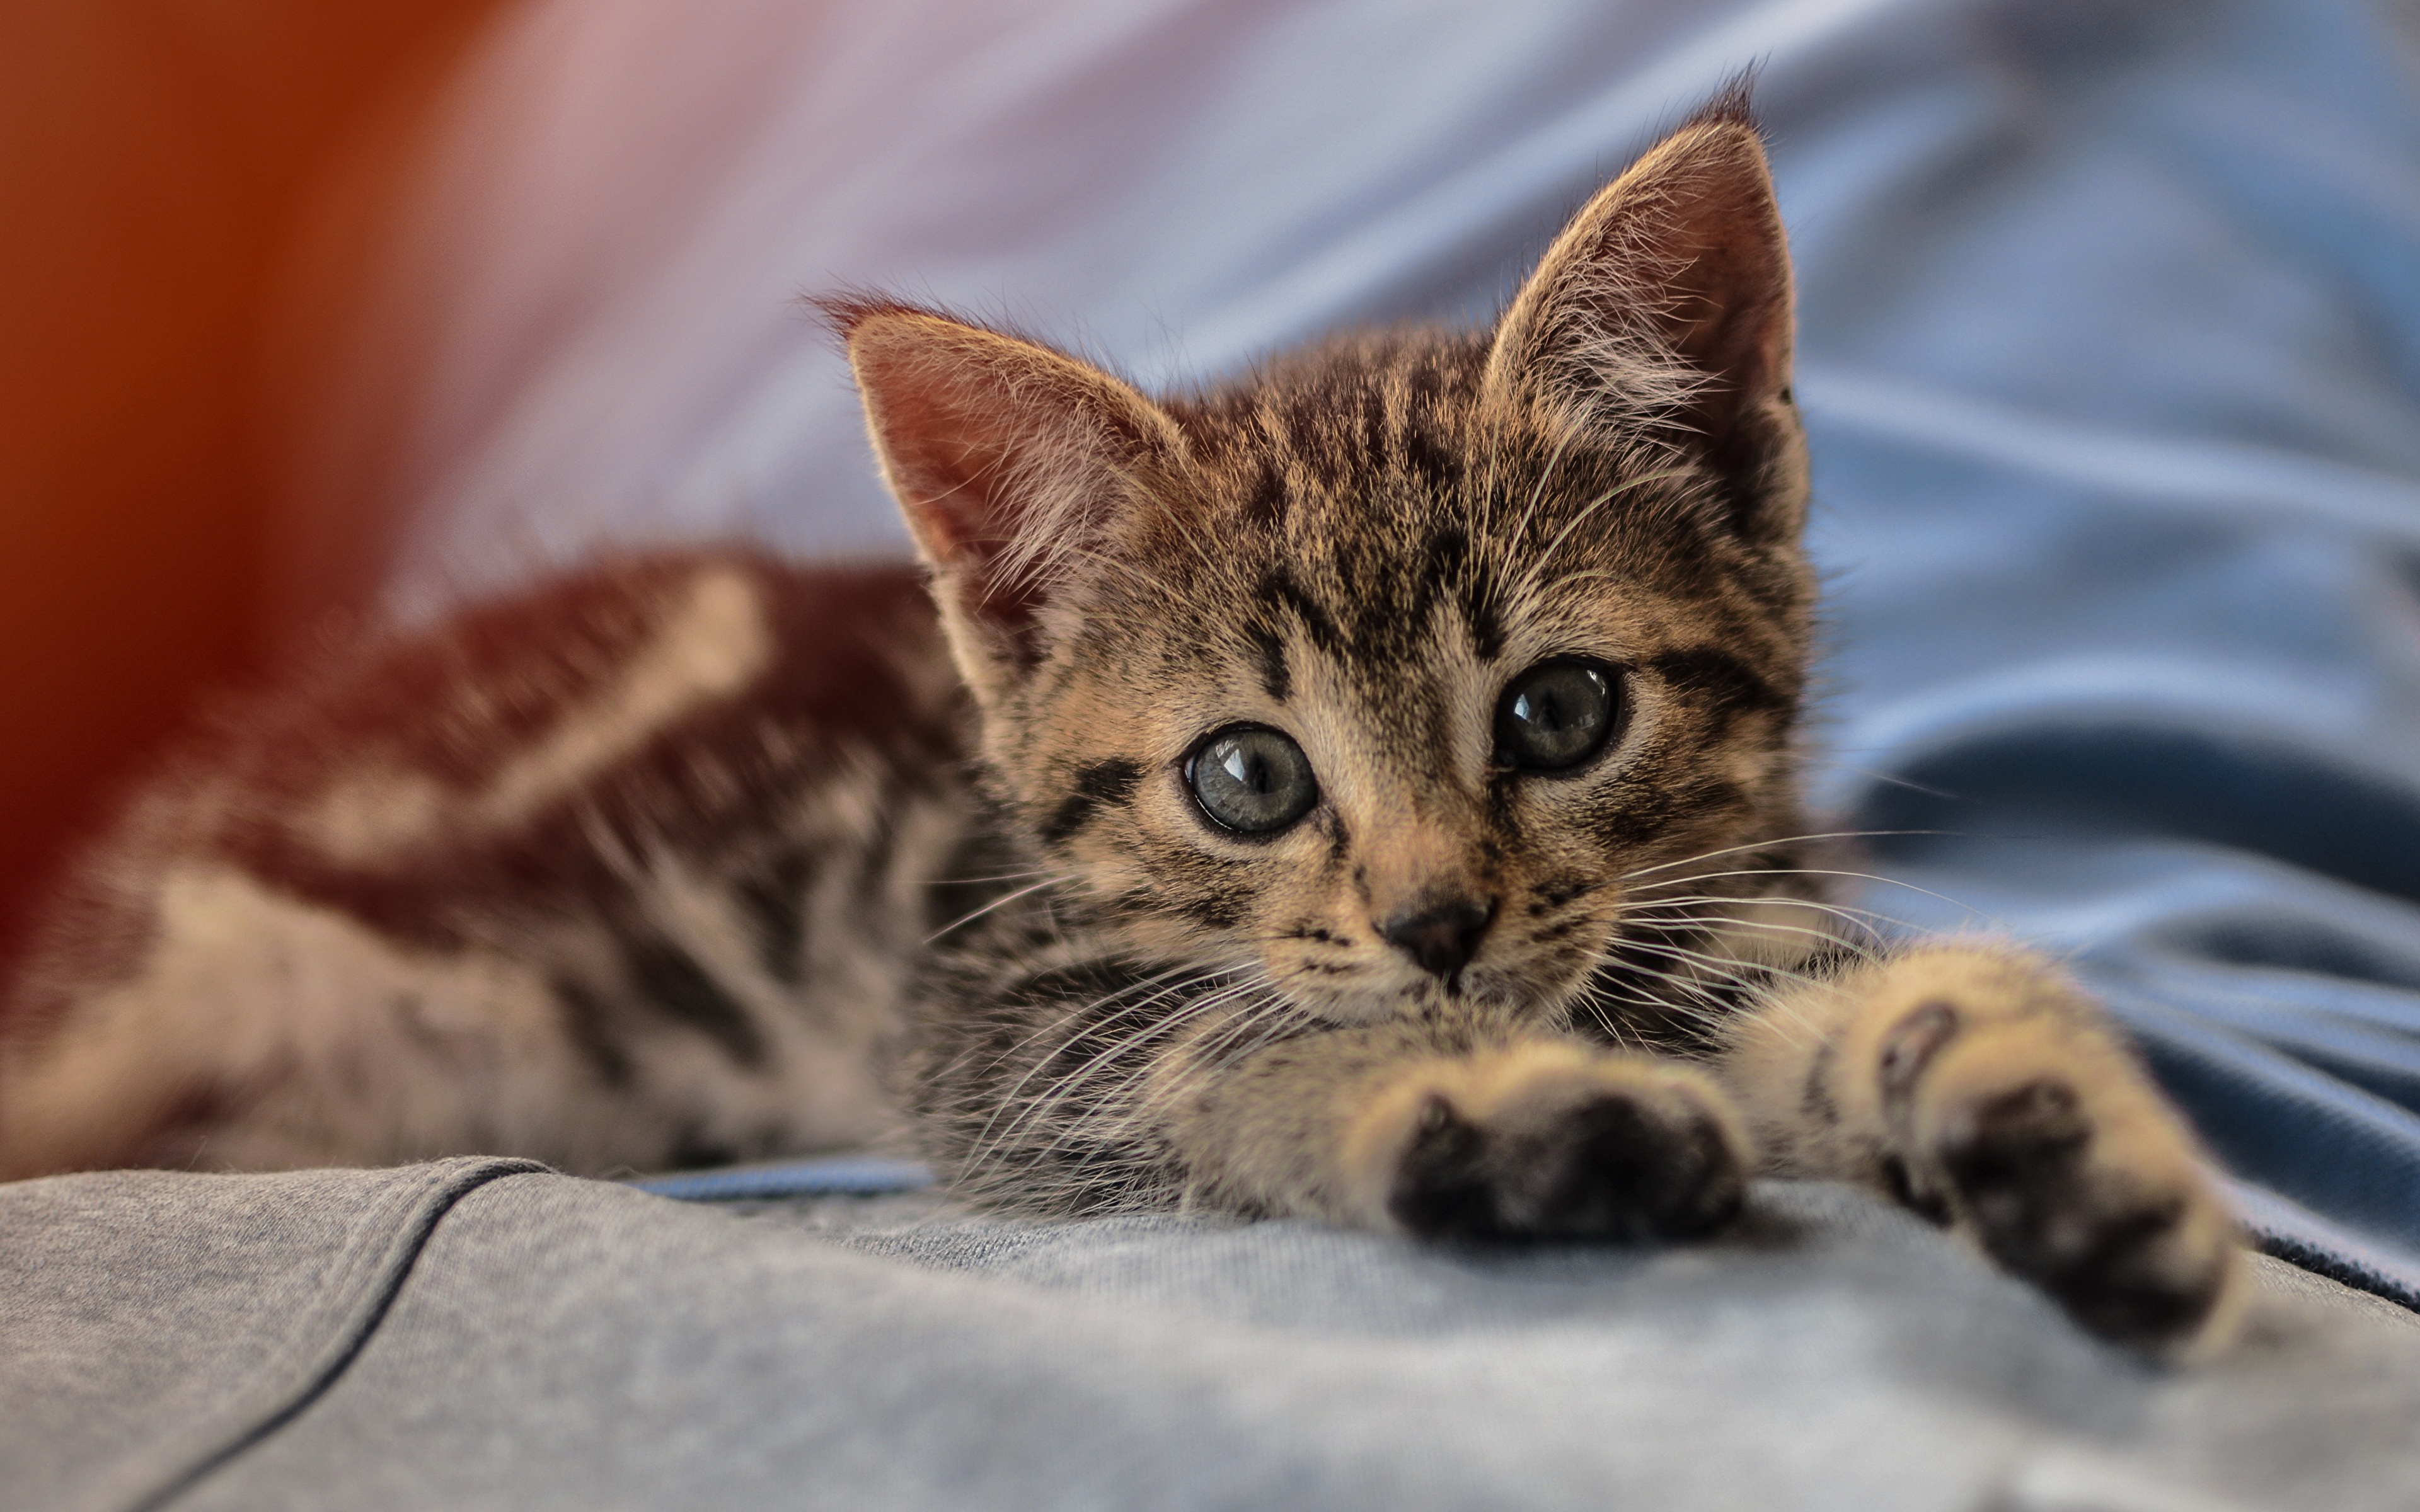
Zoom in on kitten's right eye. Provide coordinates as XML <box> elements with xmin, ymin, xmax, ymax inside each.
<box><xmin>1187</xmin><ymin>726</ymin><xmax>1318</xmax><ymax>835</ymax></box>
<box><xmin>1495</xmin><ymin>658</ymin><xmax>1622</xmax><ymax>772</ymax></box>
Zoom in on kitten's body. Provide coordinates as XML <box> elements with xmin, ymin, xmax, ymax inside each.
<box><xmin>0</xmin><ymin>101</ymin><xmax>2247</xmax><ymax>1354</ymax></box>
<box><xmin>1</xmin><ymin>558</ymin><xmax>960</xmax><ymax>1176</ymax></box>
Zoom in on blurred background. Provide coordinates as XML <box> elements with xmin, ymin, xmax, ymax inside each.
<box><xmin>0</xmin><ymin>1</ymin><xmax>505</xmax><ymax>967</ymax></box>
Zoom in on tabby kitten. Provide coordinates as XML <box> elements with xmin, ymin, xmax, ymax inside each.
<box><xmin>0</xmin><ymin>100</ymin><xmax>2244</xmax><ymax>1354</ymax></box>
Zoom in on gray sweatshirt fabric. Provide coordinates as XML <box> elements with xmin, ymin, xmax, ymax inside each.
<box><xmin>8</xmin><ymin>1159</ymin><xmax>2420</xmax><ymax>1511</ymax></box>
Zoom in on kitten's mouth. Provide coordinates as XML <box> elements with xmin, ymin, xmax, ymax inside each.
<box><xmin>1410</xmin><ymin>960</ymin><xmax>1564</xmax><ymax>1021</ymax></box>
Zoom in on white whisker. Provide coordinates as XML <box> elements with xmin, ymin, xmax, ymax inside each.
<box><xmin>923</xmin><ymin>873</ymin><xmax>1078</xmax><ymax>944</ymax></box>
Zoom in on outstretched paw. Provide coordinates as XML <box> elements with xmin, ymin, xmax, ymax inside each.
<box><xmin>1864</xmin><ymin>961</ymin><xmax>2246</xmax><ymax>1356</ymax></box>
<box><xmin>1374</xmin><ymin>1048</ymin><xmax>1749</xmax><ymax>1243</ymax></box>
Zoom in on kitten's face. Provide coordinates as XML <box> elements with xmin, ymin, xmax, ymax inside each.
<box><xmin>992</xmin><ymin>335</ymin><xmax>1814</xmax><ymax>1028</ymax></box>
<box><xmin>841</xmin><ymin>108</ymin><xmax>1811</xmax><ymax>1032</ymax></box>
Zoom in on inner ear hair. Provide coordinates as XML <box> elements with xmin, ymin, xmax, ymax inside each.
<box><xmin>1484</xmin><ymin>87</ymin><xmax>1799</xmax><ymax>525</ymax></box>
<box><xmin>825</xmin><ymin>297</ymin><xmax>1185</xmax><ymax>685</ymax></box>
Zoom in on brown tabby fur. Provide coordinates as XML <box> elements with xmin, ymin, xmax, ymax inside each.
<box><xmin>0</xmin><ymin>96</ymin><xmax>2245</xmax><ymax>1356</ymax></box>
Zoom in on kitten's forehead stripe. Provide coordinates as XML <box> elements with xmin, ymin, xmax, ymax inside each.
<box><xmin>1247</xmin><ymin>623</ymin><xmax>1291</xmax><ymax>702</ymax></box>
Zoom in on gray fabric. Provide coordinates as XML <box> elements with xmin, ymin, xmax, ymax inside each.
<box><xmin>8</xmin><ymin>1162</ymin><xmax>2420</xmax><ymax>1511</ymax></box>
<box><xmin>0</xmin><ymin>1159</ymin><xmax>540</xmax><ymax>1512</ymax></box>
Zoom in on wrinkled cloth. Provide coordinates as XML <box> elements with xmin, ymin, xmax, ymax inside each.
<box><xmin>8</xmin><ymin>1159</ymin><xmax>2420</xmax><ymax>1512</ymax></box>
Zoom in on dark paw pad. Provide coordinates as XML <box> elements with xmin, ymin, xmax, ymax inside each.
<box><xmin>1530</xmin><ymin>1094</ymin><xmax>1744</xmax><ymax>1241</ymax></box>
<box><xmin>1940</xmin><ymin>1081</ymin><xmax>2223</xmax><ymax>1346</ymax></box>
<box><xmin>2041</xmin><ymin>1198</ymin><xmax>2220</xmax><ymax>1346</ymax></box>
<box><xmin>1388</xmin><ymin>1097</ymin><xmax>1502</xmax><ymax>1240</ymax></box>
<box><xmin>1938</xmin><ymin>1078</ymin><xmax>2090</xmax><ymax>1237</ymax></box>
<box><xmin>1388</xmin><ymin>1088</ymin><xmax>1744</xmax><ymax>1244</ymax></box>
<box><xmin>1936</xmin><ymin>1079</ymin><xmax>2090</xmax><ymax>1257</ymax></box>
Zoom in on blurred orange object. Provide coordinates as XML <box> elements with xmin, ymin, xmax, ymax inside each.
<box><xmin>0</xmin><ymin>1</ymin><xmax>507</xmax><ymax>978</ymax></box>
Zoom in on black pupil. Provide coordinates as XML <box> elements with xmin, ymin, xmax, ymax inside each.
<box><xmin>1191</xmin><ymin>728</ymin><xmax>1316</xmax><ymax>833</ymax></box>
<box><xmin>1499</xmin><ymin>662</ymin><xmax>1615</xmax><ymax>770</ymax></box>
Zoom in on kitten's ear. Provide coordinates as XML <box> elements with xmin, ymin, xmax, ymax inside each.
<box><xmin>832</xmin><ymin>302</ymin><xmax>1185</xmax><ymax>702</ymax></box>
<box><xmin>1485</xmin><ymin>94</ymin><xmax>1803</xmax><ymax>539</ymax></box>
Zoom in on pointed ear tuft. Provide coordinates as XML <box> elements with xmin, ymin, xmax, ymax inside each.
<box><xmin>825</xmin><ymin>298</ymin><xmax>1184</xmax><ymax>701</ymax></box>
<box><xmin>1485</xmin><ymin>86</ymin><xmax>1802</xmax><ymax>536</ymax></box>
<box><xmin>1681</xmin><ymin>68</ymin><xmax>1760</xmax><ymax>134</ymax></box>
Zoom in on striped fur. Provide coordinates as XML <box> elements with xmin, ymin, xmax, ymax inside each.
<box><xmin>0</xmin><ymin>100</ymin><xmax>2243</xmax><ymax>1354</ymax></box>
<box><xmin>0</xmin><ymin>558</ymin><xmax>965</xmax><ymax>1174</ymax></box>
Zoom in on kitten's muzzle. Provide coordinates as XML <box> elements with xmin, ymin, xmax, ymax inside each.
<box><xmin>1380</xmin><ymin>898</ymin><xmax>1497</xmax><ymax>985</ymax></box>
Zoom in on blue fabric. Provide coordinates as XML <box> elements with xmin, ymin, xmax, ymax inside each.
<box><xmin>1770</xmin><ymin>0</ymin><xmax>2420</xmax><ymax>1281</ymax></box>
<box><xmin>628</xmin><ymin>1155</ymin><xmax>933</xmax><ymax>1202</ymax></box>
<box><xmin>296</xmin><ymin>0</ymin><xmax>2420</xmax><ymax>1298</ymax></box>
<box><xmin>2226</xmin><ymin>1178</ymin><xmax>2420</xmax><ymax>1312</ymax></box>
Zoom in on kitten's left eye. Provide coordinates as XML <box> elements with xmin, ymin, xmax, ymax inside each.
<box><xmin>1187</xmin><ymin>726</ymin><xmax>1319</xmax><ymax>835</ymax></box>
<box><xmin>1496</xmin><ymin>659</ymin><xmax>1622</xmax><ymax>772</ymax></box>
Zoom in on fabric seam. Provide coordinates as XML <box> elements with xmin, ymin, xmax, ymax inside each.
<box><xmin>93</xmin><ymin>1157</ymin><xmax>549</xmax><ymax>1512</ymax></box>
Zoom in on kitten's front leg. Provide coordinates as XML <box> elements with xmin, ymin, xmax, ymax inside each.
<box><xmin>1175</xmin><ymin>1026</ymin><xmax>1751</xmax><ymax>1242</ymax></box>
<box><xmin>1722</xmin><ymin>942</ymin><xmax>2247</xmax><ymax>1354</ymax></box>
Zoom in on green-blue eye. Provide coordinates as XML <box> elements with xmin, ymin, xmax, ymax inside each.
<box><xmin>1495</xmin><ymin>660</ymin><xmax>1621</xmax><ymax>772</ymax></box>
<box><xmin>1187</xmin><ymin>726</ymin><xmax>1318</xmax><ymax>834</ymax></box>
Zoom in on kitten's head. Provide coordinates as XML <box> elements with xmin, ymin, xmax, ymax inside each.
<box><xmin>836</xmin><ymin>101</ymin><xmax>1815</xmax><ymax>1031</ymax></box>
